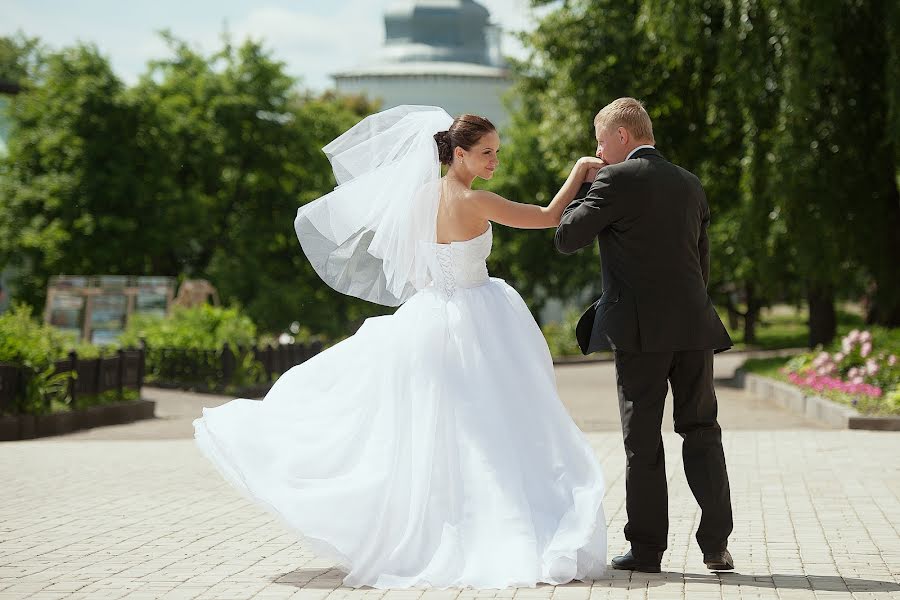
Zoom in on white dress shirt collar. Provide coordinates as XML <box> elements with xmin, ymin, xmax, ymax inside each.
<box><xmin>626</xmin><ymin>144</ymin><xmax>656</xmax><ymax>160</ymax></box>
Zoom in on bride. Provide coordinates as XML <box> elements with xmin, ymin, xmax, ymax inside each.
<box><xmin>193</xmin><ymin>106</ymin><xmax>608</xmax><ymax>589</ymax></box>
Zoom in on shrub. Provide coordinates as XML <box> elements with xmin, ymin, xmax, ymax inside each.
<box><xmin>779</xmin><ymin>328</ymin><xmax>899</xmax><ymax>415</ymax></box>
<box><xmin>0</xmin><ymin>304</ymin><xmax>73</xmax><ymax>414</ymax></box>
<box><xmin>542</xmin><ymin>309</ymin><xmax>584</xmax><ymax>358</ymax></box>
<box><xmin>118</xmin><ymin>305</ymin><xmax>263</xmax><ymax>390</ymax></box>
<box><xmin>119</xmin><ymin>304</ymin><xmax>257</xmax><ymax>350</ymax></box>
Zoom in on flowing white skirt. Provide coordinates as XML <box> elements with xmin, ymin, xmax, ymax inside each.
<box><xmin>193</xmin><ymin>278</ymin><xmax>606</xmax><ymax>588</ymax></box>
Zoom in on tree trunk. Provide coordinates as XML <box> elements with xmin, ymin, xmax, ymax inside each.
<box><xmin>866</xmin><ymin>281</ymin><xmax>900</xmax><ymax>327</ymax></box>
<box><xmin>865</xmin><ymin>184</ymin><xmax>900</xmax><ymax>327</ymax></box>
<box><xmin>727</xmin><ymin>309</ymin><xmax>740</xmax><ymax>331</ymax></box>
<box><xmin>743</xmin><ymin>282</ymin><xmax>762</xmax><ymax>346</ymax></box>
<box><xmin>807</xmin><ymin>283</ymin><xmax>836</xmax><ymax>348</ymax></box>
<box><xmin>724</xmin><ymin>286</ymin><xmax>741</xmax><ymax>330</ymax></box>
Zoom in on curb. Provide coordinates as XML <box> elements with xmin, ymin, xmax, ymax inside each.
<box><xmin>551</xmin><ymin>348</ymin><xmax>805</xmax><ymax>367</ymax></box>
<box><xmin>738</xmin><ymin>371</ymin><xmax>900</xmax><ymax>431</ymax></box>
<box><xmin>552</xmin><ymin>353</ymin><xmax>613</xmax><ymax>366</ymax></box>
<box><xmin>148</xmin><ymin>380</ymin><xmax>274</xmax><ymax>398</ymax></box>
<box><xmin>0</xmin><ymin>399</ymin><xmax>156</xmax><ymax>442</ymax></box>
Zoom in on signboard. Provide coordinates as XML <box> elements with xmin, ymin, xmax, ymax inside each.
<box><xmin>89</xmin><ymin>294</ymin><xmax>128</xmax><ymax>344</ymax></box>
<box><xmin>44</xmin><ymin>275</ymin><xmax>177</xmax><ymax>344</ymax></box>
<box><xmin>47</xmin><ymin>293</ymin><xmax>84</xmax><ymax>338</ymax></box>
<box><xmin>135</xmin><ymin>277</ymin><xmax>173</xmax><ymax>317</ymax></box>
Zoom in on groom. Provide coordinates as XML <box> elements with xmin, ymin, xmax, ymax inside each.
<box><xmin>555</xmin><ymin>98</ymin><xmax>735</xmax><ymax>573</ymax></box>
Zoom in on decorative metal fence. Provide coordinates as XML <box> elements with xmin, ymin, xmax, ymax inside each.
<box><xmin>0</xmin><ymin>341</ymin><xmax>324</xmax><ymax>414</ymax></box>
<box><xmin>139</xmin><ymin>341</ymin><xmax>324</xmax><ymax>393</ymax></box>
<box><xmin>0</xmin><ymin>347</ymin><xmax>145</xmax><ymax>415</ymax></box>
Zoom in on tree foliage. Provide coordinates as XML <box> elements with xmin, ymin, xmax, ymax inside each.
<box><xmin>492</xmin><ymin>0</ymin><xmax>899</xmax><ymax>345</ymax></box>
<box><xmin>0</xmin><ymin>33</ymin><xmax>381</xmax><ymax>337</ymax></box>
<box><xmin>3</xmin><ymin>3</ymin><xmax>898</xmax><ymax>347</ymax></box>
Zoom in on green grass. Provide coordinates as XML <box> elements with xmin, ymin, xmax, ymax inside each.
<box><xmin>740</xmin><ymin>356</ymin><xmax>792</xmax><ymax>377</ymax></box>
<box><xmin>544</xmin><ymin>303</ymin><xmax>870</xmax><ymax>357</ymax></box>
<box><xmin>720</xmin><ymin>304</ymin><xmax>867</xmax><ymax>351</ymax></box>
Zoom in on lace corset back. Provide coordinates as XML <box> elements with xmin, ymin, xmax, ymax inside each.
<box><xmin>429</xmin><ymin>224</ymin><xmax>492</xmax><ymax>298</ymax></box>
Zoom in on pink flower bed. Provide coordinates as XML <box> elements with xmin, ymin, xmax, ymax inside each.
<box><xmin>785</xmin><ymin>371</ymin><xmax>882</xmax><ymax>398</ymax></box>
<box><xmin>781</xmin><ymin>329</ymin><xmax>897</xmax><ymax>408</ymax></box>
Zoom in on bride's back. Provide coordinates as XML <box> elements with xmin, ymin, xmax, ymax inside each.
<box><xmin>436</xmin><ymin>178</ymin><xmax>490</xmax><ymax>244</ymax></box>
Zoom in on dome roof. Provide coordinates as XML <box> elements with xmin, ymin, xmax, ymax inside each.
<box><xmin>382</xmin><ymin>0</ymin><xmax>493</xmax><ymax>65</ymax></box>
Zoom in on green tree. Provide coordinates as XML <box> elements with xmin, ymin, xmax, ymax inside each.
<box><xmin>504</xmin><ymin>0</ymin><xmax>899</xmax><ymax>347</ymax></box>
<box><xmin>641</xmin><ymin>0</ymin><xmax>797</xmax><ymax>344</ymax></box>
<box><xmin>0</xmin><ymin>33</ymin><xmax>42</xmax><ymax>83</ymax></box>
<box><xmin>131</xmin><ymin>34</ymin><xmax>381</xmax><ymax>334</ymax></box>
<box><xmin>0</xmin><ymin>32</ymin><xmax>383</xmax><ymax>338</ymax></box>
<box><xmin>0</xmin><ymin>43</ymin><xmax>147</xmax><ymax>306</ymax></box>
<box><xmin>486</xmin><ymin>74</ymin><xmax>601</xmax><ymax>315</ymax></box>
<box><xmin>771</xmin><ymin>0</ymin><xmax>899</xmax><ymax>344</ymax></box>
<box><xmin>491</xmin><ymin>0</ymin><xmax>735</xmax><ymax>320</ymax></box>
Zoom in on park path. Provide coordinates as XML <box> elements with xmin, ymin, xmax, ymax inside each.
<box><xmin>1</xmin><ymin>352</ymin><xmax>899</xmax><ymax>599</ymax></box>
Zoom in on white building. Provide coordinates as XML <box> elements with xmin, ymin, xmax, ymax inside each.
<box><xmin>333</xmin><ymin>0</ymin><xmax>511</xmax><ymax>127</ymax></box>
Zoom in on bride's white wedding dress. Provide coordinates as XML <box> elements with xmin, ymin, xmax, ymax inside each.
<box><xmin>192</xmin><ymin>106</ymin><xmax>606</xmax><ymax>589</ymax></box>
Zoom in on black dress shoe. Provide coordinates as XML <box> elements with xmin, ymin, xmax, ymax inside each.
<box><xmin>611</xmin><ymin>549</ymin><xmax>663</xmax><ymax>573</ymax></box>
<box><xmin>703</xmin><ymin>549</ymin><xmax>734</xmax><ymax>571</ymax></box>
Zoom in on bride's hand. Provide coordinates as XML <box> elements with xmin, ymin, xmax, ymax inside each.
<box><xmin>576</xmin><ymin>157</ymin><xmax>607</xmax><ymax>183</ymax></box>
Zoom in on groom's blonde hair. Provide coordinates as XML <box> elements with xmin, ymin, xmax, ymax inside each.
<box><xmin>594</xmin><ymin>98</ymin><xmax>655</xmax><ymax>143</ymax></box>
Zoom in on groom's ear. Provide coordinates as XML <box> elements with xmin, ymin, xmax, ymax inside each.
<box><xmin>617</xmin><ymin>126</ymin><xmax>630</xmax><ymax>145</ymax></box>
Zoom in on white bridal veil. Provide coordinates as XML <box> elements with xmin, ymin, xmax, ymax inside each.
<box><xmin>294</xmin><ymin>105</ymin><xmax>454</xmax><ymax>306</ymax></box>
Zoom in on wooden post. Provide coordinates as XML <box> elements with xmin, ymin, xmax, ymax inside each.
<box><xmin>124</xmin><ymin>290</ymin><xmax>136</xmax><ymax>324</ymax></box>
<box><xmin>92</xmin><ymin>357</ymin><xmax>101</xmax><ymax>398</ymax></box>
<box><xmin>68</xmin><ymin>350</ymin><xmax>78</xmax><ymax>410</ymax></box>
<box><xmin>137</xmin><ymin>339</ymin><xmax>146</xmax><ymax>391</ymax></box>
<box><xmin>265</xmin><ymin>345</ymin><xmax>274</xmax><ymax>381</ymax></box>
<box><xmin>116</xmin><ymin>348</ymin><xmax>125</xmax><ymax>401</ymax></box>
<box><xmin>43</xmin><ymin>288</ymin><xmax>56</xmax><ymax>327</ymax></box>
<box><xmin>222</xmin><ymin>344</ymin><xmax>235</xmax><ymax>387</ymax></box>
<box><xmin>81</xmin><ymin>292</ymin><xmax>96</xmax><ymax>343</ymax></box>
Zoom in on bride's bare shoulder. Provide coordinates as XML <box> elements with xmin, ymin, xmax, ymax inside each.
<box><xmin>466</xmin><ymin>188</ymin><xmax>504</xmax><ymax>208</ymax></box>
<box><xmin>463</xmin><ymin>187</ymin><xmax>491</xmax><ymax>198</ymax></box>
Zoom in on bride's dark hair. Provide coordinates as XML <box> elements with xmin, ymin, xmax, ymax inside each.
<box><xmin>434</xmin><ymin>114</ymin><xmax>496</xmax><ymax>165</ymax></box>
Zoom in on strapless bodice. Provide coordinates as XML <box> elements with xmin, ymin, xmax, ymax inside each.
<box><xmin>430</xmin><ymin>224</ymin><xmax>492</xmax><ymax>298</ymax></box>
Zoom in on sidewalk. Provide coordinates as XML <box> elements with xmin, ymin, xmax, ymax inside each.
<box><xmin>1</xmin><ymin>356</ymin><xmax>898</xmax><ymax>599</ymax></box>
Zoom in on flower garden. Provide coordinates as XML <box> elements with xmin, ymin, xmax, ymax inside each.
<box><xmin>743</xmin><ymin>328</ymin><xmax>900</xmax><ymax>416</ymax></box>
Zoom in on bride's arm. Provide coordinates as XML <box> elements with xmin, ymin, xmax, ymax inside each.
<box><xmin>468</xmin><ymin>158</ymin><xmax>605</xmax><ymax>229</ymax></box>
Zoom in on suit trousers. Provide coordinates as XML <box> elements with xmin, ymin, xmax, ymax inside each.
<box><xmin>613</xmin><ymin>349</ymin><xmax>733</xmax><ymax>556</ymax></box>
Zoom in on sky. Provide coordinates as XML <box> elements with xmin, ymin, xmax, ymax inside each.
<box><xmin>0</xmin><ymin>0</ymin><xmax>546</xmax><ymax>90</ymax></box>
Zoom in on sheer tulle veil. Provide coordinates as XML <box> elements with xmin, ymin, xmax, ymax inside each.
<box><xmin>294</xmin><ymin>105</ymin><xmax>454</xmax><ymax>306</ymax></box>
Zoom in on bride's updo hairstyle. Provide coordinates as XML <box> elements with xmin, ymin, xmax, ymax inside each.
<box><xmin>433</xmin><ymin>114</ymin><xmax>496</xmax><ymax>166</ymax></box>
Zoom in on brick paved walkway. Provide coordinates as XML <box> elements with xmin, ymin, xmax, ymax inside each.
<box><xmin>1</xmin><ymin>354</ymin><xmax>898</xmax><ymax>599</ymax></box>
